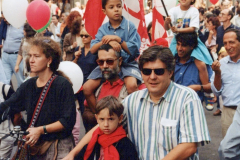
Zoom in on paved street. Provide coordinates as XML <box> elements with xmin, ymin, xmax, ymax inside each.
<box><xmin>199</xmin><ymin>104</ymin><xmax>222</xmax><ymax>160</ymax></box>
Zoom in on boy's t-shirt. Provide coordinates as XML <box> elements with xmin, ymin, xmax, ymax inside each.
<box><xmin>168</xmin><ymin>6</ymin><xmax>199</xmax><ymax>32</ymax></box>
<box><xmin>91</xmin><ymin>16</ymin><xmax>141</xmax><ymax>63</ymax></box>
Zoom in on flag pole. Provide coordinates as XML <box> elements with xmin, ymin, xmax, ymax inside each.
<box><xmin>160</xmin><ymin>0</ymin><xmax>172</xmax><ymax>27</ymax></box>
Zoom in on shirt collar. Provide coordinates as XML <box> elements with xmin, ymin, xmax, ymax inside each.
<box><xmin>103</xmin><ymin>78</ymin><xmax>124</xmax><ymax>86</ymax></box>
<box><xmin>175</xmin><ymin>55</ymin><xmax>194</xmax><ymax>64</ymax></box>
<box><xmin>140</xmin><ymin>81</ymin><xmax>173</xmax><ymax>104</ymax></box>
<box><xmin>226</xmin><ymin>55</ymin><xmax>240</xmax><ymax>63</ymax></box>
<box><xmin>107</xmin><ymin>16</ymin><xmax>126</xmax><ymax>30</ymax></box>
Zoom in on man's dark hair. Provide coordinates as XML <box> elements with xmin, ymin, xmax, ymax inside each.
<box><xmin>224</xmin><ymin>28</ymin><xmax>240</xmax><ymax>42</ymax></box>
<box><xmin>175</xmin><ymin>32</ymin><xmax>198</xmax><ymax>49</ymax></box>
<box><xmin>212</xmin><ymin>8</ymin><xmax>221</xmax><ymax>16</ymax></box>
<box><xmin>52</xmin><ymin>14</ymin><xmax>59</xmax><ymax>20</ymax></box>
<box><xmin>228</xmin><ymin>10</ymin><xmax>234</xmax><ymax>20</ymax></box>
<box><xmin>237</xmin><ymin>6</ymin><xmax>240</xmax><ymax>15</ymax></box>
<box><xmin>102</xmin><ymin>0</ymin><xmax>122</xmax><ymax>9</ymax></box>
<box><xmin>198</xmin><ymin>7</ymin><xmax>205</xmax><ymax>15</ymax></box>
<box><xmin>96</xmin><ymin>96</ymin><xmax>124</xmax><ymax>117</ymax></box>
<box><xmin>99</xmin><ymin>44</ymin><xmax>120</xmax><ymax>58</ymax></box>
<box><xmin>138</xmin><ymin>46</ymin><xmax>175</xmax><ymax>81</ymax></box>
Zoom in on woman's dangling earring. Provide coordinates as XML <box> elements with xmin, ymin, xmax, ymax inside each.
<box><xmin>47</xmin><ymin>63</ymin><xmax>50</xmax><ymax>68</ymax></box>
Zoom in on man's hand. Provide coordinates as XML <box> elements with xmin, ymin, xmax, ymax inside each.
<box><xmin>211</xmin><ymin>60</ymin><xmax>221</xmax><ymax>74</ymax></box>
<box><xmin>109</xmin><ymin>41</ymin><xmax>121</xmax><ymax>52</ymax></box>
<box><xmin>102</xmin><ymin>35</ymin><xmax>120</xmax><ymax>44</ymax></box>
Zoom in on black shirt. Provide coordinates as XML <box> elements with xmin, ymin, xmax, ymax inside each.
<box><xmin>0</xmin><ymin>76</ymin><xmax>76</xmax><ymax>141</ymax></box>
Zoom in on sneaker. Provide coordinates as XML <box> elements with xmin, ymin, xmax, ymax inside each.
<box><xmin>205</xmin><ymin>104</ymin><xmax>214</xmax><ymax>111</ymax></box>
<box><xmin>213</xmin><ymin>109</ymin><xmax>221</xmax><ymax>116</ymax></box>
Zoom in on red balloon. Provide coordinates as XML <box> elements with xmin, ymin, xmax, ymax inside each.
<box><xmin>26</xmin><ymin>0</ymin><xmax>51</xmax><ymax>31</ymax></box>
<box><xmin>210</xmin><ymin>0</ymin><xmax>218</xmax><ymax>5</ymax></box>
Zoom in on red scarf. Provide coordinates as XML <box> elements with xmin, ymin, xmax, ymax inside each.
<box><xmin>84</xmin><ymin>126</ymin><xmax>127</xmax><ymax>160</ymax></box>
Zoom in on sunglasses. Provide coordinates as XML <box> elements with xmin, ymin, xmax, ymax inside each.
<box><xmin>142</xmin><ymin>68</ymin><xmax>166</xmax><ymax>76</ymax></box>
<box><xmin>96</xmin><ymin>58</ymin><xmax>118</xmax><ymax>66</ymax></box>
<box><xmin>80</xmin><ymin>34</ymin><xmax>90</xmax><ymax>38</ymax></box>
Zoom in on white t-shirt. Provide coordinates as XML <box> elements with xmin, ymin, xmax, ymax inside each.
<box><xmin>168</xmin><ymin>6</ymin><xmax>199</xmax><ymax>32</ymax></box>
<box><xmin>234</xmin><ymin>15</ymin><xmax>240</xmax><ymax>27</ymax></box>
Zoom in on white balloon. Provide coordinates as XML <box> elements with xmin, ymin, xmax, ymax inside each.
<box><xmin>154</xmin><ymin>0</ymin><xmax>176</xmax><ymax>17</ymax></box>
<box><xmin>2</xmin><ymin>0</ymin><xmax>28</xmax><ymax>28</ymax></box>
<box><xmin>58</xmin><ymin>61</ymin><xmax>83</xmax><ymax>94</ymax></box>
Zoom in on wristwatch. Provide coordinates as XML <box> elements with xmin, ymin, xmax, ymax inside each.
<box><xmin>200</xmin><ymin>85</ymin><xmax>204</xmax><ymax>92</ymax></box>
<box><xmin>43</xmin><ymin>125</ymin><xmax>48</xmax><ymax>134</ymax></box>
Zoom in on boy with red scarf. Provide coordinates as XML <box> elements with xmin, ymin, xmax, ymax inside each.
<box><xmin>75</xmin><ymin>96</ymin><xmax>138</xmax><ymax>160</ymax></box>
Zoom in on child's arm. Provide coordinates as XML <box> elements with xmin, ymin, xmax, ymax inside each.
<box><xmin>164</xmin><ymin>17</ymin><xmax>172</xmax><ymax>30</ymax></box>
<box><xmin>90</xmin><ymin>41</ymin><xmax>103</xmax><ymax>54</ymax></box>
<box><xmin>14</xmin><ymin>54</ymin><xmax>23</xmax><ymax>73</ymax></box>
<box><xmin>194</xmin><ymin>59</ymin><xmax>209</xmax><ymax>85</ymax></box>
<box><xmin>62</xmin><ymin>125</ymin><xmax>98</xmax><ymax>160</ymax></box>
<box><xmin>171</xmin><ymin>27</ymin><xmax>196</xmax><ymax>33</ymax></box>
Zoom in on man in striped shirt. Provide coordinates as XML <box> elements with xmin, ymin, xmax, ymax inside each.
<box><xmin>122</xmin><ymin>46</ymin><xmax>211</xmax><ymax>160</ymax></box>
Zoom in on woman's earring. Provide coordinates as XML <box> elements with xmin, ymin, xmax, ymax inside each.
<box><xmin>47</xmin><ymin>63</ymin><xmax>50</xmax><ymax>68</ymax></box>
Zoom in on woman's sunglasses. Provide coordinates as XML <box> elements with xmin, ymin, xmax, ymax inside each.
<box><xmin>142</xmin><ymin>68</ymin><xmax>166</xmax><ymax>76</ymax></box>
<box><xmin>96</xmin><ymin>58</ymin><xmax>118</xmax><ymax>66</ymax></box>
<box><xmin>80</xmin><ymin>34</ymin><xmax>90</xmax><ymax>38</ymax></box>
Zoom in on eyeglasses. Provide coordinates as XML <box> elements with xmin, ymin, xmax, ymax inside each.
<box><xmin>219</xmin><ymin>13</ymin><xmax>228</xmax><ymax>16</ymax></box>
<box><xmin>80</xmin><ymin>34</ymin><xmax>90</xmax><ymax>38</ymax></box>
<box><xmin>96</xmin><ymin>58</ymin><xmax>118</xmax><ymax>66</ymax></box>
<box><xmin>142</xmin><ymin>68</ymin><xmax>166</xmax><ymax>76</ymax></box>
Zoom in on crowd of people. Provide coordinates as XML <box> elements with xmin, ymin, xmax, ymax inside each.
<box><xmin>0</xmin><ymin>0</ymin><xmax>240</xmax><ymax>159</ymax></box>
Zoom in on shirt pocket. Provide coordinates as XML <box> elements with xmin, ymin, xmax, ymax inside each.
<box><xmin>158</xmin><ymin>118</ymin><xmax>178</xmax><ymax>152</ymax></box>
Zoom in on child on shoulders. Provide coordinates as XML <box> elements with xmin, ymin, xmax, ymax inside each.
<box><xmin>83</xmin><ymin>0</ymin><xmax>142</xmax><ymax>111</ymax></box>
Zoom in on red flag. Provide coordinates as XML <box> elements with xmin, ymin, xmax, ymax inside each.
<box><xmin>83</xmin><ymin>0</ymin><xmax>105</xmax><ymax>39</ymax></box>
<box><xmin>152</xmin><ymin>0</ymin><xmax>168</xmax><ymax>44</ymax></box>
<box><xmin>83</xmin><ymin>0</ymin><xmax>150</xmax><ymax>52</ymax></box>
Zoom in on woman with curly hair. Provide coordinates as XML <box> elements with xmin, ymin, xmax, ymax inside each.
<box><xmin>14</xmin><ymin>23</ymin><xmax>36</xmax><ymax>78</ymax></box>
<box><xmin>0</xmin><ymin>36</ymin><xmax>76</xmax><ymax>159</ymax></box>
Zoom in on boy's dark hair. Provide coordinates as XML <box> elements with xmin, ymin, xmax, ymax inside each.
<box><xmin>176</xmin><ymin>32</ymin><xmax>198</xmax><ymax>49</ymax></box>
<box><xmin>224</xmin><ymin>28</ymin><xmax>240</xmax><ymax>42</ymax></box>
<box><xmin>138</xmin><ymin>46</ymin><xmax>175</xmax><ymax>81</ymax></box>
<box><xmin>24</xmin><ymin>23</ymin><xmax>36</xmax><ymax>38</ymax></box>
<box><xmin>212</xmin><ymin>8</ymin><xmax>221</xmax><ymax>16</ymax></box>
<box><xmin>99</xmin><ymin>44</ymin><xmax>120</xmax><ymax>58</ymax></box>
<box><xmin>102</xmin><ymin>0</ymin><xmax>122</xmax><ymax>9</ymax></box>
<box><xmin>191</xmin><ymin>0</ymin><xmax>196</xmax><ymax>5</ymax></box>
<box><xmin>95</xmin><ymin>96</ymin><xmax>124</xmax><ymax>117</ymax></box>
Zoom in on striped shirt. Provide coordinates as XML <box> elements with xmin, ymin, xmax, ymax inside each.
<box><xmin>122</xmin><ymin>81</ymin><xmax>211</xmax><ymax>160</ymax></box>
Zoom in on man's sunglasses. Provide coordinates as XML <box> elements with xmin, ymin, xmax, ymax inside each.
<box><xmin>96</xmin><ymin>58</ymin><xmax>118</xmax><ymax>66</ymax></box>
<box><xmin>142</xmin><ymin>68</ymin><xmax>166</xmax><ymax>76</ymax></box>
<box><xmin>80</xmin><ymin>34</ymin><xmax>90</xmax><ymax>38</ymax></box>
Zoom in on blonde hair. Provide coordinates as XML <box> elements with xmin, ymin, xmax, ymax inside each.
<box><xmin>218</xmin><ymin>47</ymin><xmax>227</xmax><ymax>55</ymax></box>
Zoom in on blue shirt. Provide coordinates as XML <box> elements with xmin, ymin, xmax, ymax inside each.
<box><xmin>211</xmin><ymin>56</ymin><xmax>240</xmax><ymax>106</ymax></box>
<box><xmin>216</xmin><ymin>23</ymin><xmax>239</xmax><ymax>53</ymax></box>
<box><xmin>73</xmin><ymin>47</ymin><xmax>98</xmax><ymax>84</ymax></box>
<box><xmin>175</xmin><ymin>57</ymin><xmax>213</xmax><ymax>101</ymax></box>
<box><xmin>91</xmin><ymin>16</ymin><xmax>141</xmax><ymax>63</ymax></box>
<box><xmin>3</xmin><ymin>25</ymin><xmax>24</xmax><ymax>53</ymax></box>
<box><xmin>218</xmin><ymin>103</ymin><xmax>240</xmax><ymax>159</ymax></box>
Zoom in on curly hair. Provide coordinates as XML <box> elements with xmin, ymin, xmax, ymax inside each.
<box><xmin>66</xmin><ymin>11</ymin><xmax>81</xmax><ymax>28</ymax></box>
<box><xmin>30</xmin><ymin>37</ymin><xmax>61</xmax><ymax>73</ymax></box>
<box><xmin>175</xmin><ymin>32</ymin><xmax>198</xmax><ymax>49</ymax></box>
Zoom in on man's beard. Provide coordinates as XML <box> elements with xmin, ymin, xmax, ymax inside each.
<box><xmin>102</xmin><ymin>65</ymin><xmax>120</xmax><ymax>80</ymax></box>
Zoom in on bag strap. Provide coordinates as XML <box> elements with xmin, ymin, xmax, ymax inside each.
<box><xmin>2</xmin><ymin>84</ymin><xmax>7</xmax><ymax>100</ymax></box>
<box><xmin>29</xmin><ymin>74</ymin><xmax>58</xmax><ymax>128</ymax></box>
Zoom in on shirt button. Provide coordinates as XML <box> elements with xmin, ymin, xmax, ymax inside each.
<box><xmin>180</xmin><ymin>73</ymin><xmax>182</xmax><ymax>74</ymax></box>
